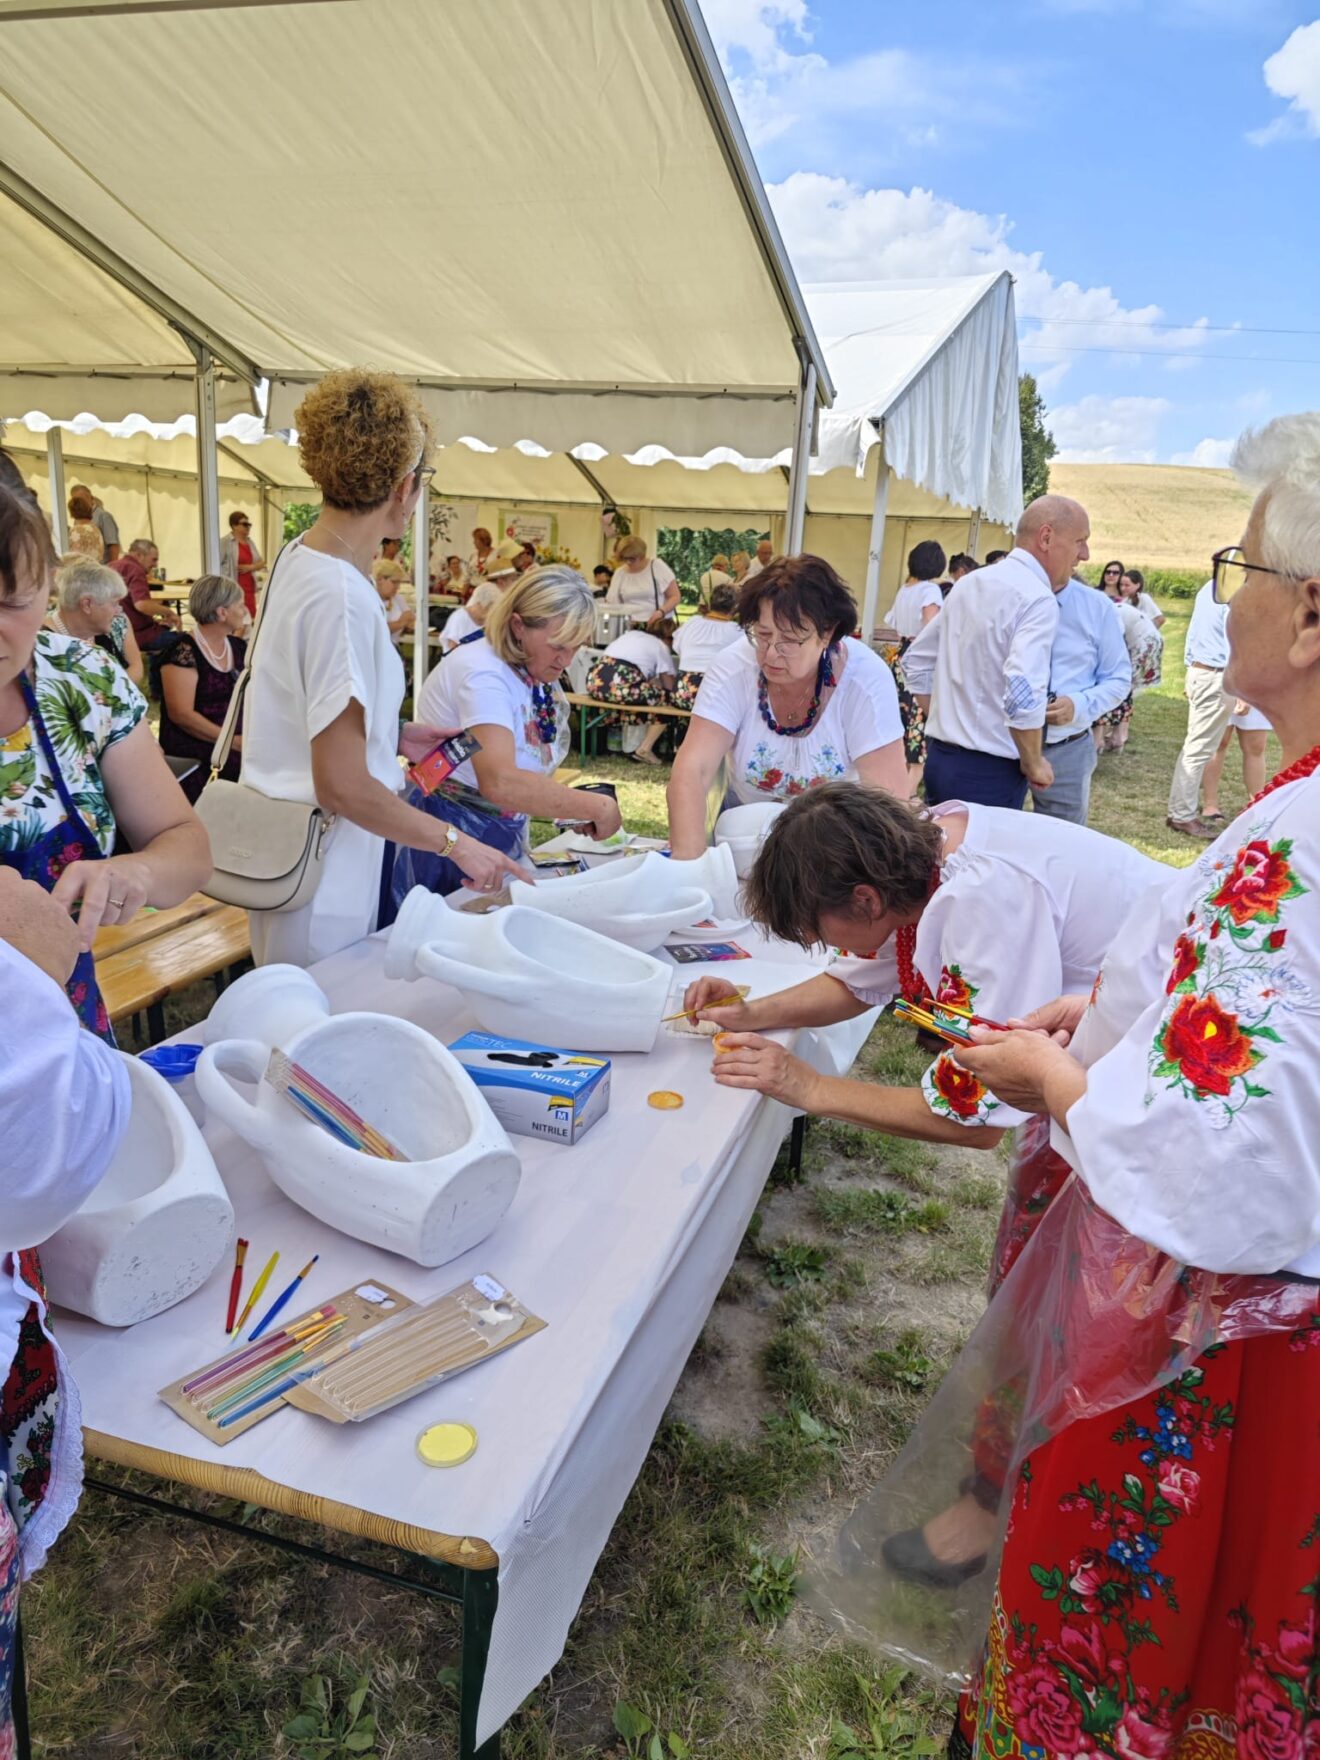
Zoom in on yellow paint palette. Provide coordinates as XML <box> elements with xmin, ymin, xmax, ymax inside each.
<box><xmin>416</xmin><ymin>1421</ymin><xmax>478</xmax><ymax>1467</ymax></box>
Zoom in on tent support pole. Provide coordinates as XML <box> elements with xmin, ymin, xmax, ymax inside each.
<box><xmin>45</xmin><ymin>429</ymin><xmax>68</xmax><ymax>550</ymax></box>
<box><xmin>412</xmin><ymin>478</ymin><xmax>429</xmax><ymax>711</ymax></box>
<box><xmin>192</xmin><ymin>345</ymin><xmax>221</xmax><ymax>574</ymax></box>
<box><xmin>861</xmin><ymin>446</ymin><xmax>890</xmax><ymax>640</ymax></box>
<box><xmin>784</xmin><ymin>359</ymin><xmax>816</xmax><ymax>555</ymax></box>
<box><xmin>967</xmin><ymin>509</ymin><xmax>983</xmax><ymax>558</ymax></box>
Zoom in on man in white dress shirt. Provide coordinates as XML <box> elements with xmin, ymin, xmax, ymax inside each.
<box><xmin>1166</xmin><ymin>579</ymin><xmax>1235</xmax><ymax>838</ymax></box>
<box><xmin>902</xmin><ymin>495</ymin><xmax>1091</xmax><ymax>809</ymax></box>
<box><xmin>1031</xmin><ymin>575</ymin><xmax>1132</xmax><ymax>824</ymax></box>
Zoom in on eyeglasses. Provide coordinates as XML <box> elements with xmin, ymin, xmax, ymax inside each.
<box><xmin>747</xmin><ymin>627</ymin><xmax>812</xmax><ymax>656</ymax></box>
<box><xmin>413</xmin><ymin>463</ymin><xmax>435</xmax><ymax>489</ymax></box>
<box><xmin>1211</xmin><ymin>546</ymin><xmax>1293</xmax><ymax>605</ymax></box>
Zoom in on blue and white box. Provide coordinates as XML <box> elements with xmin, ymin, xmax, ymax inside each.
<box><xmin>447</xmin><ymin>1032</ymin><xmax>611</xmax><ymax>1146</ymax></box>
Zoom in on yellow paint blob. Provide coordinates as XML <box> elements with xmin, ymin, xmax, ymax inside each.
<box><xmin>416</xmin><ymin>1422</ymin><xmax>478</xmax><ymax>1468</ymax></box>
<box><xmin>648</xmin><ymin>1090</ymin><xmax>685</xmax><ymax>1110</ymax></box>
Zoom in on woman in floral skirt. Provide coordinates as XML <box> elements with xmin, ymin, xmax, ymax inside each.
<box><xmin>940</xmin><ymin>413</ymin><xmax>1320</xmax><ymax>1760</ymax></box>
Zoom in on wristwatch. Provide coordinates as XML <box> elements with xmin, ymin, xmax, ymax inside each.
<box><xmin>439</xmin><ymin>822</ymin><xmax>459</xmax><ymax>859</ymax></box>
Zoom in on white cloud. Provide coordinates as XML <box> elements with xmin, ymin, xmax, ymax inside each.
<box><xmin>1249</xmin><ymin>20</ymin><xmax>1320</xmax><ymax>143</ymax></box>
<box><xmin>701</xmin><ymin>0</ymin><xmax>812</xmax><ymax>70</ymax></box>
<box><xmin>766</xmin><ymin>173</ymin><xmax>1215</xmax><ymax>376</ymax></box>
<box><xmin>1170</xmin><ymin>437</ymin><xmax>1236</xmax><ymax>467</ymax></box>
<box><xmin>1048</xmin><ymin>395</ymin><xmax>1172</xmax><ymax>463</ymax></box>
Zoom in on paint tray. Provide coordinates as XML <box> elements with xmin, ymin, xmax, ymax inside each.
<box><xmin>160</xmin><ymin>1281</ymin><xmax>416</xmax><ymax>1445</ymax></box>
<box><xmin>285</xmin><ymin>1274</ymin><xmax>545</xmax><ymax>1425</ymax></box>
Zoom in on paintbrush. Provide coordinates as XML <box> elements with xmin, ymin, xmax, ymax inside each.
<box><xmin>661</xmin><ymin>984</ymin><xmax>751</xmax><ymax>1024</ymax></box>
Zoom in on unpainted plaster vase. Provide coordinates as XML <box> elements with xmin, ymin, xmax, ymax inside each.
<box><xmin>194</xmin><ymin>1012</ymin><xmax>521</xmax><ymax>1268</ymax></box>
<box><xmin>199</xmin><ymin>963</ymin><xmax>331</xmax><ymax>1049</ymax></box>
<box><xmin>40</xmin><ymin>1055</ymin><xmax>234</xmax><ymax>1327</ymax></box>
<box><xmin>386</xmin><ymin>887</ymin><xmax>671</xmax><ymax>1051</ymax></box>
<box><xmin>714</xmin><ymin>801</ymin><xmax>787</xmax><ymax>879</ymax></box>
<box><xmin>508</xmin><ymin>847</ymin><xmax>730</xmax><ymax>950</ymax></box>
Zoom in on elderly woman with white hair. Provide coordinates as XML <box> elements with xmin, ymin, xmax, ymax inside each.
<box><xmin>441</xmin><ymin>578</ymin><xmax>501</xmax><ymax>652</ymax></box>
<box><xmin>857</xmin><ymin>413</ymin><xmax>1320</xmax><ymax>1760</ymax></box>
<box><xmin>392</xmin><ymin>564</ymin><xmax>621</xmax><ymax>900</ymax></box>
<box><xmin>157</xmin><ymin>573</ymin><xmax>248</xmax><ymax>803</ymax></box>
<box><xmin>48</xmin><ymin>553</ymin><xmax>145</xmax><ymax>688</ymax></box>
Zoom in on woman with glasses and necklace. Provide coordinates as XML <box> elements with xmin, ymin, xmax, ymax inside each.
<box><xmin>392</xmin><ymin>566</ymin><xmax>618</xmax><ymax>900</ymax></box>
<box><xmin>667</xmin><ymin>555</ymin><xmax>906</xmax><ymax>857</ymax></box>
<box><xmin>240</xmin><ymin>369</ymin><xmax>527</xmax><ymax>969</ymax></box>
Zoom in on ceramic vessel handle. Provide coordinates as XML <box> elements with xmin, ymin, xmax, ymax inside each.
<box><xmin>415</xmin><ymin>944</ymin><xmax>530</xmax><ymax>1002</ymax></box>
<box><xmin>194</xmin><ymin>1039</ymin><xmax>282</xmax><ymax>1152</ymax></box>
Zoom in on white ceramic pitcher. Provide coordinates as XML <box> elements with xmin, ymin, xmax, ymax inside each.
<box><xmin>507</xmin><ymin>844</ymin><xmax>739</xmax><ymax>950</ymax></box>
<box><xmin>40</xmin><ymin>1055</ymin><xmax>235</xmax><ymax>1327</ymax></box>
<box><xmin>386</xmin><ymin>887</ymin><xmax>671</xmax><ymax>1051</ymax></box>
<box><xmin>195</xmin><ymin>1012</ymin><xmax>522</xmax><ymax>1268</ymax></box>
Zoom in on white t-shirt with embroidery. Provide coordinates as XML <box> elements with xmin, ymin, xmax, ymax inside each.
<box><xmin>692</xmin><ymin>637</ymin><xmax>902</xmax><ymax>804</ymax></box>
<box><xmin>833</xmin><ymin>802</ymin><xmax>1170</xmax><ymax>1131</ymax></box>
<box><xmin>418</xmin><ymin>636</ymin><xmax>568</xmax><ymax>790</ymax></box>
<box><xmin>1057</xmin><ymin>770</ymin><xmax>1320</xmax><ymax>1275</ymax></box>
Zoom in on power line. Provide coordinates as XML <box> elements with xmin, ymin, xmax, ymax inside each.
<box><xmin>1026</xmin><ymin>317</ymin><xmax>1320</xmax><ymax>338</ymax></box>
<box><xmin>1019</xmin><ymin>341</ymin><xmax>1320</xmax><ymax>365</ymax></box>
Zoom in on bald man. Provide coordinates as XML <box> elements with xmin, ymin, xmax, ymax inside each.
<box><xmin>902</xmin><ymin>495</ymin><xmax>1092</xmax><ymax>809</ymax></box>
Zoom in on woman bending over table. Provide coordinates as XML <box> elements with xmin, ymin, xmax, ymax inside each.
<box><xmin>0</xmin><ymin>869</ymin><xmax>133</xmax><ymax>1748</ymax></box>
<box><xmin>47</xmin><ymin>553</ymin><xmax>144</xmax><ymax>689</ymax></box>
<box><xmin>585</xmin><ymin>623</ymin><xmax>678</xmax><ymax>768</ymax></box>
<box><xmin>240</xmin><ymin>369</ymin><xmax>527</xmax><ymax>969</ymax></box>
<box><xmin>887</xmin><ymin>414</ymin><xmax>1320</xmax><ymax>1758</ymax></box>
<box><xmin>666</xmin><ymin>554</ymin><xmax>906</xmax><ymax>856</ymax></box>
<box><xmin>0</xmin><ymin>486</ymin><xmax>211</xmax><ymax>1039</ymax></box>
<box><xmin>688</xmin><ymin>780</ymin><xmax>1167</xmax><ymax>1291</ymax></box>
<box><xmin>392</xmin><ymin>566</ymin><xmax>617</xmax><ymax>901</ymax></box>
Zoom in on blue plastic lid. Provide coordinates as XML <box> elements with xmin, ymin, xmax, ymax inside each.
<box><xmin>139</xmin><ymin>1043</ymin><xmax>203</xmax><ymax>1081</ymax></box>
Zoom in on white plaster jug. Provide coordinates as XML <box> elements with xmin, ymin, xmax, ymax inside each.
<box><xmin>714</xmin><ymin>802</ymin><xmax>787</xmax><ymax>879</ymax></box>
<box><xmin>194</xmin><ymin>1012</ymin><xmax>522</xmax><ymax>1268</ymax></box>
<box><xmin>507</xmin><ymin>848</ymin><xmax>731</xmax><ymax>951</ymax></box>
<box><xmin>386</xmin><ymin>887</ymin><xmax>672</xmax><ymax>1051</ymax></box>
<box><xmin>199</xmin><ymin>963</ymin><xmax>331</xmax><ymax>1048</ymax></box>
<box><xmin>40</xmin><ymin>1055</ymin><xmax>234</xmax><ymax>1328</ymax></box>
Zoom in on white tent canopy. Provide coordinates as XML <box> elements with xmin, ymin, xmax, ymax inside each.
<box><xmin>0</xmin><ymin>0</ymin><xmax>829</xmax><ymax>466</ymax></box>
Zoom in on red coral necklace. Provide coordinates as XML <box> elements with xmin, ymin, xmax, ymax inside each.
<box><xmin>1245</xmin><ymin>741</ymin><xmax>1320</xmax><ymax>809</ymax></box>
<box><xmin>894</xmin><ymin>865</ymin><xmax>943</xmax><ymax>1004</ymax></box>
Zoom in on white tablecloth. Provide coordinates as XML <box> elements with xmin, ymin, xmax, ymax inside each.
<box><xmin>57</xmin><ymin>927</ymin><xmax>874</xmax><ymax>1744</ymax></box>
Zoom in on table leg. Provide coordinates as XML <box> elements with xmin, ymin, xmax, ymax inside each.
<box><xmin>12</xmin><ymin>1609</ymin><xmax>31</xmax><ymax>1760</ymax></box>
<box><xmin>459</xmin><ymin>1568</ymin><xmax>500</xmax><ymax>1759</ymax></box>
<box><xmin>788</xmin><ymin>1114</ymin><xmax>808</xmax><ymax>1180</ymax></box>
<box><xmin>146</xmin><ymin>1000</ymin><xmax>166</xmax><ymax>1045</ymax></box>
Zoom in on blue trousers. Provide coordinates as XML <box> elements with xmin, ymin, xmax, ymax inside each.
<box><xmin>924</xmin><ymin>737</ymin><xmax>1029</xmax><ymax>810</ymax></box>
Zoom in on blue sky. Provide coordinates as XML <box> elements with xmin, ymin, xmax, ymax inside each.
<box><xmin>706</xmin><ymin>0</ymin><xmax>1320</xmax><ymax>464</ymax></box>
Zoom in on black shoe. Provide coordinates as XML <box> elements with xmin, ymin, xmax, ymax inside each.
<box><xmin>880</xmin><ymin>1527</ymin><xmax>987</xmax><ymax>1590</ymax></box>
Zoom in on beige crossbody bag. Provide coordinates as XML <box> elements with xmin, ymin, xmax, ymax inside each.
<box><xmin>195</xmin><ymin>543</ymin><xmax>336</xmax><ymax>912</ymax></box>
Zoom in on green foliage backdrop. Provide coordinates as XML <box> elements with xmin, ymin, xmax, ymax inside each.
<box><xmin>1019</xmin><ymin>373</ymin><xmax>1057</xmax><ymax>504</ymax></box>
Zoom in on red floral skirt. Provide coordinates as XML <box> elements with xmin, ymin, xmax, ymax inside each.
<box><xmin>991</xmin><ymin>1114</ymin><xmax>1073</xmax><ymax>1295</ymax></box>
<box><xmin>952</xmin><ymin>1317</ymin><xmax>1320</xmax><ymax>1760</ymax></box>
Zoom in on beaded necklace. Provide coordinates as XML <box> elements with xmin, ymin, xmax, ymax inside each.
<box><xmin>894</xmin><ymin>865</ymin><xmax>944</xmax><ymax>1005</ymax></box>
<box><xmin>757</xmin><ymin>642</ymin><xmax>837</xmax><ymax>736</ymax></box>
<box><xmin>517</xmin><ymin>666</ymin><xmax>559</xmax><ymax>748</ymax></box>
<box><xmin>1245</xmin><ymin>741</ymin><xmax>1320</xmax><ymax>809</ymax></box>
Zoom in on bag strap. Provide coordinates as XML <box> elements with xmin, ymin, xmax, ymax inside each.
<box><xmin>207</xmin><ymin>538</ymin><xmax>294</xmax><ymax>778</ymax></box>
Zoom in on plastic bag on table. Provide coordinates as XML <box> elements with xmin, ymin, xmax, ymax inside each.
<box><xmin>805</xmin><ymin>1172</ymin><xmax>1320</xmax><ymax>1684</ymax></box>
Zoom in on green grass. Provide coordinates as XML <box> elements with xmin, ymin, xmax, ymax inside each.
<box><xmin>29</xmin><ymin>666</ymin><xmax>1255</xmax><ymax>1757</ymax></box>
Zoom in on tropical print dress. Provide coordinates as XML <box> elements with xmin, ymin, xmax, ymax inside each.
<box><xmin>951</xmin><ymin>769</ymin><xmax>1320</xmax><ymax>1760</ymax></box>
<box><xmin>0</xmin><ymin>631</ymin><xmax>145</xmax><ymax>864</ymax></box>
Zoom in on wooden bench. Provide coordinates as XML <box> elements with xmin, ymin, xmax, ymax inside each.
<box><xmin>564</xmin><ymin>693</ymin><xmax>692</xmax><ymax>763</ymax></box>
<box><xmin>94</xmin><ymin>893</ymin><xmax>252</xmax><ymax>1045</ymax></box>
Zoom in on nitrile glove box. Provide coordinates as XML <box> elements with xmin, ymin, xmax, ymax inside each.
<box><xmin>448</xmin><ymin>1032</ymin><xmax>611</xmax><ymax>1146</ymax></box>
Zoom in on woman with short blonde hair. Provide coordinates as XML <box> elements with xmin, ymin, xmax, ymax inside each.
<box><xmin>605</xmin><ymin>534</ymin><xmax>680</xmax><ymax>627</ymax></box>
<box><xmin>393</xmin><ymin>564</ymin><xmax>619</xmax><ymax>900</ymax></box>
<box><xmin>48</xmin><ymin>553</ymin><xmax>144</xmax><ymax>687</ymax></box>
<box><xmin>240</xmin><ymin>367</ymin><xmax>525</xmax><ymax>966</ymax></box>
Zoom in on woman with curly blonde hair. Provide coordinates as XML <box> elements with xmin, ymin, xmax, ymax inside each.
<box><xmin>240</xmin><ymin>368</ymin><xmax>527</xmax><ymax>967</ymax></box>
